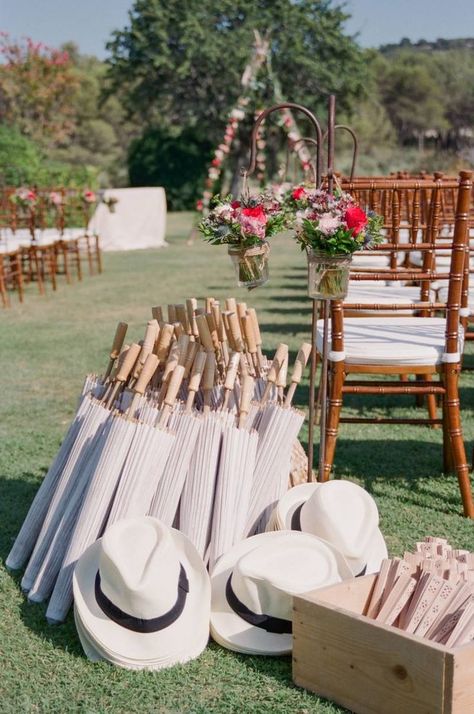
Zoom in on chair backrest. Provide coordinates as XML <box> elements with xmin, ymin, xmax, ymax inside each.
<box><xmin>330</xmin><ymin>171</ymin><xmax>473</xmax><ymax>359</ymax></box>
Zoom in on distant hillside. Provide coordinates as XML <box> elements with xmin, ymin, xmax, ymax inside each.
<box><xmin>379</xmin><ymin>37</ymin><xmax>474</xmax><ymax>54</ymax></box>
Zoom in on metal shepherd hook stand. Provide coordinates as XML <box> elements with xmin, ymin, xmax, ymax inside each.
<box><xmin>243</xmin><ymin>96</ymin><xmax>358</xmax><ymax>482</ymax></box>
<box><xmin>242</xmin><ymin>101</ymin><xmax>323</xmax><ymax>482</ymax></box>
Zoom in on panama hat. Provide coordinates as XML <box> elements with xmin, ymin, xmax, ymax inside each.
<box><xmin>210</xmin><ymin>530</ymin><xmax>352</xmax><ymax>655</ymax></box>
<box><xmin>271</xmin><ymin>480</ymin><xmax>387</xmax><ymax>576</ymax></box>
<box><xmin>73</xmin><ymin>516</ymin><xmax>211</xmax><ymax>670</ymax></box>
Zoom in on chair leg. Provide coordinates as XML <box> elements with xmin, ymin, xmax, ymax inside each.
<box><xmin>48</xmin><ymin>249</ymin><xmax>57</xmax><ymax>291</ymax></box>
<box><xmin>322</xmin><ymin>362</ymin><xmax>345</xmax><ymax>481</ymax></box>
<box><xmin>442</xmin><ymin>393</ymin><xmax>454</xmax><ymax>474</ymax></box>
<box><xmin>86</xmin><ymin>237</ymin><xmax>94</xmax><ymax>275</ymax></box>
<box><xmin>444</xmin><ymin>366</ymin><xmax>474</xmax><ymax>518</ymax></box>
<box><xmin>14</xmin><ymin>253</ymin><xmax>24</xmax><ymax>303</ymax></box>
<box><xmin>425</xmin><ymin>375</ymin><xmax>439</xmax><ymax>427</ymax></box>
<box><xmin>0</xmin><ymin>259</ymin><xmax>10</xmax><ymax>308</ymax></box>
<box><xmin>75</xmin><ymin>242</ymin><xmax>82</xmax><ymax>281</ymax></box>
<box><xmin>63</xmin><ymin>245</ymin><xmax>71</xmax><ymax>284</ymax></box>
<box><xmin>94</xmin><ymin>235</ymin><xmax>102</xmax><ymax>274</ymax></box>
<box><xmin>33</xmin><ymin>248</ymin><xmax>45</xmax><ymax>295</ymax></box>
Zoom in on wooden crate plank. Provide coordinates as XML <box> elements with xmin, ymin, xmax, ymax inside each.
<box><xmin>293</xmin><ymin>598</ymin><xmax>447</xmax><ymax>714</ymax></box>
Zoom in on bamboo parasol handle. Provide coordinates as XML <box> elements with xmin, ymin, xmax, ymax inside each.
<box><xmin>239</xmin><ymin>374</ymin><xmax>254</xmax><ymax>428</ymax></box>
<box><xmin>261</xmin><ymin>343</ymin><xmax>289</xmax><ymax>404</ymax></box>
<box><xmin>285</xmin><ymin>342</ymin><xmax>312</xmax><ymax>407</ymax></box>
<box><xmin>154</xmin><ymin>323</ymin><xmax>174</xmax><ymax>362</ymax></box>
<box><xmin>151</xmin><ymin>305</ymin><xmax>163</xmax><ymax>323</ymax></box>
<box><xmin>104</xmin><ymin>321</ymin><xmax>128</xmax><ymax>380</ymax></box>
<box><xmin>196</xmin><ymin>314</ymin><xmax>214</xmax><ymax>352</ymax></box>
<box><xmin>186</xmin><ymin>298</ymin><xmax>198</xmax><ymax>337</ymax></box>
<box><xmin>185</xmin><ymin>350</ymin><xmax>207</xmax><ymax>412</ymax></box>
<box><xmin>175</xmin><ymin>304</ymin><xmax>190</xmax><ymax>334</ymax></box>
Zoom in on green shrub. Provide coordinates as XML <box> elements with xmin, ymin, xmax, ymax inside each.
<box><xmin>128</xmin><ymin>128</ymin><xmax>212</xmax><ymax>210</ymax></box>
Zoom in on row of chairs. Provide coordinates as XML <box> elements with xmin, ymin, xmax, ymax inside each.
<box><xmin>0</xmin><ymin>185</ymin><xmax>102</xmax><ymax>308</ymax></box>
<box><xmin>316</xmin><ymin>171</ymin><xmax>474</xmax><ymax>518</ymax></box>
<box><xmin>0</xmin><ymin>235</ymin><xmax>101</xmax><ymax>308</ymax></box>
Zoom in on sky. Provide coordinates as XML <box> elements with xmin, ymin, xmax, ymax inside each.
<box><xmin>1</xmin><ymin>0</ymin><xmax>474</xmax><ymax>58</ymax></box>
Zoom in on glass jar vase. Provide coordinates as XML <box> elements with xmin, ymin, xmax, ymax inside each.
<box><xmin>307</xmin><ymin>249</ymin><xmax>352</xmax><ymax>299</ymax></box>
<box><xmin>228</xmin><ymin>241</ymin><xmax>270</xmax><ymax>289</ymax></box>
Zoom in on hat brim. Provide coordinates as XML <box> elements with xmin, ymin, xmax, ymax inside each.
<box><xmin>273</xmin><ymin>483</ymin><xmax>388</xmax><ymax>575</ymax></box>
<box><xmin>73</xmin><ymin>528</ymin><xmax>210</xmax><ymax>666</ymax></box>
<box><xmin>210</xmin><ymin>530</ymin><xmax>352</xmax><ymax>656</ymax></box>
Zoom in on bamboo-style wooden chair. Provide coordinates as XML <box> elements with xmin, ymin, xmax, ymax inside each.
<box><xmin>317</xmin><ymin>171</ymin><xmax>474</xmax><ymax>518</ymax></box>
<box><xmin>0</xmin><ymin>249</ymin><xmax>24</xmax><ymax>307</ymax></box>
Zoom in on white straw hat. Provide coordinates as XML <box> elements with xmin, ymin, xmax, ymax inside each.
<box><xmin>73</xmin><ymin>516</ymin><xmax>210</xmax><ymax>670</ymax></box>
<box><xmin>210</xmin><ymin>530</ymin><xmax>352</xmax><ymax>655</ymax></box>
<box><xmin>272</xmin><ymin>481</ymin><xmax>387</xmax><ymax>576</ymax></box>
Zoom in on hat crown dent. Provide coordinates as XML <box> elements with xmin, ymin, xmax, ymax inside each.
<box><xmin>300</xmin><ymin>481</ymin><xmax>379</xmax><ymax>560</ymax></box>
<box><xmin>231</xmin><ymin>539</ymin><xmax>340</xmax><ymax>622</ymax></box>
<box><xmin>99</xmin><ymin>518</ymin><xmax>182</xmax><ymax>620</ymax></box>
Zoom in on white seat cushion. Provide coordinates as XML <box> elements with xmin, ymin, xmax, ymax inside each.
<box><xmin>344</xmin><ymin>285</ymin><xmax>432</xmax><ymax>315</ymax></box>
<box><xmin>316</xmin><ymin>317</ymin><xmax>463</xmax><ymax>366</ymax></box>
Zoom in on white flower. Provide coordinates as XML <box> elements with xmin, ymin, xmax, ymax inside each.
<box><xmin>214</xmin><ymin>149</ymin><xmax>224</xmax><ymax>160</ymax></box>
<box><xmin>295</xmin><ymin>208</ymin><xmax>311</xmax><ymax>227</ymax></box>
<box><xmin>318</xmin><ymin>212</ymin><xmax>342</xmax><ymax>235</ymax></box>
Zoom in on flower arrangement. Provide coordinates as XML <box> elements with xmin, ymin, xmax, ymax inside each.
<box><xmin>288</xmin><ymin>186</ymin><xmax>384</xmax><ymax>255</ymax></box>
<box><xmin>198</xmin><ymin>193</ymin><xmax>286</xmax><ymax>248</ymax></box>
<box><xmin>198</xmin><ymin>192</ymin><xmax>286</xmax><ymax>288</ymax></box>
<box><xmin>10</xmin><ymin>188</ymin><xmax>37</xmax><ymax>208</ymax></box>
<box><xmin>283</xmin><ymin>185</ymin><xmax>384</xmax><ymax>298</ymax></box>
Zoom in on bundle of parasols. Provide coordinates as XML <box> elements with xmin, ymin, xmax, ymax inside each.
<box><xmin>6</xmin><ymin>296</ymin><xmax>311</xmax><ymax>625</ymax></box>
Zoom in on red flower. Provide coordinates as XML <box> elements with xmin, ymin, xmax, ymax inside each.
<box><xmin>242</xmin><ymin>205</ymin><xmax>267</xmax><ymax>223</ymax></box>
<box><xmin>231</xmin><ymin>200</ymin><xmax>241</xmax><ymax>209</ymax></box>
<box><xmin>196</xmin><ymin>199</ymin><xmax>204</xmax><ymax>211</ymax></box>
<box><xmin>292</xmin><ymin>186</ymin><xmax>306</xmax><ymax>201</ymax></box>
<box><xmin>345</xmin><ymin>205</ymin><xmax>368</xmax><ymax>235</ymax></box>
<box><xmin>211</xmin><ymin>158</ymin><xmax>221</xmax><ymax>167</ymax></box>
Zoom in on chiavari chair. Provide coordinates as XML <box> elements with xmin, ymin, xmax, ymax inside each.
<box><xmin>317</xmin><ymin>171</ymin><xmax>474</xmax><ymax>517</ymax></box>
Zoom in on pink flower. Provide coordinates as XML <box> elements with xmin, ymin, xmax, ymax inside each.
<box><xmin>240</xmin><ymin>215</ymin><xmax>266</xmax><ymax>239</ymax></box>
<box><xmin>196</xmin><ymin>199</ymin><xmax>204</xmax><ymax>211</ymax></box>
<box><xmin>83</xmin><ymin>190</ymin><xmax>96</xmax><ymax>203</ymax></box>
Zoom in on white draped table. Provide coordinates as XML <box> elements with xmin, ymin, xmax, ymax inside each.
<box><xmin>89</xmin><ymin>187</ymin><xmax>167</xmax><ymax>251</ymax></box>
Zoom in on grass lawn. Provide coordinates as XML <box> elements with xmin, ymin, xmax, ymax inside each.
<box><xmin>1</xmin><ymin>212</ymin><xmax>474</xmax><ymax>713</ymax></box>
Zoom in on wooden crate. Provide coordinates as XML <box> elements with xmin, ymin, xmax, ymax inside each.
<box><xmin>293</xmin><ymin>575</ymin><xmax>474</xmax><ymax>714</ymax></box>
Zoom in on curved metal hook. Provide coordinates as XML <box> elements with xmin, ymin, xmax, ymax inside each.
<box><xmin>322</xmin><ymin>124</ymin><xmax>359</xmax><ymax>182</ymax></box>
<box><xmin>242</xmin><ymin>102</ymin><xmax>324</xmax><ymax>187</ymax></box>
<box><xmin>287</xmin><ymin>137</ymin><xmax>319</xmax><ymax>184</ymax></box>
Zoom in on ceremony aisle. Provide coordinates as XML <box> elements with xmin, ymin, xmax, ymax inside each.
<box><xmin>1</xmin><ymin>212</ymin><xmax>474</xmax><ymax>713</ymax></box>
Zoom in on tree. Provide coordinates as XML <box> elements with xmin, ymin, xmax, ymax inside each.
<box><xmin>106</xmin><ymin>0</ymin><xmax>367</xmax><ymax>200</ymax></box>
<box><xmin>0</xmin><ymin>34</ymin><xmax>80</xmax><ymax>149</ymax></box>
<box><xmin>374</xmin><ymin>51</ymin><xmax>448</xmax><ymax>149</ymax></box>
<box><xmin>106</xmin><ymin>1</ymin><xmax>367</xmax><ymax>134</ymax></box>
<box><xmin>128</xmin><ymin>128</ymin><xmax>213</xmax><ymax>209</ymax></box>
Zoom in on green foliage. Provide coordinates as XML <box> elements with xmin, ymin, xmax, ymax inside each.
<box><xmin>0</xmin><ymin>125</ymin><xmax>42</xmax><ymax>184</ymax></box>
<box><xmin>128</xmin><ymin>127</ymin><xmax>213</xmax><ymax>209</ymax></box>
<box><xmin>106</xmin><ymin>0</ymin><xmax>367</xmax><ymax>138</ymax></box>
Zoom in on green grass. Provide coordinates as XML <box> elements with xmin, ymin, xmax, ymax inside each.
<box><xmin>1</xmin><ymin>212</ymin><xmax>474</xmax><ymax>713</ymax></box>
